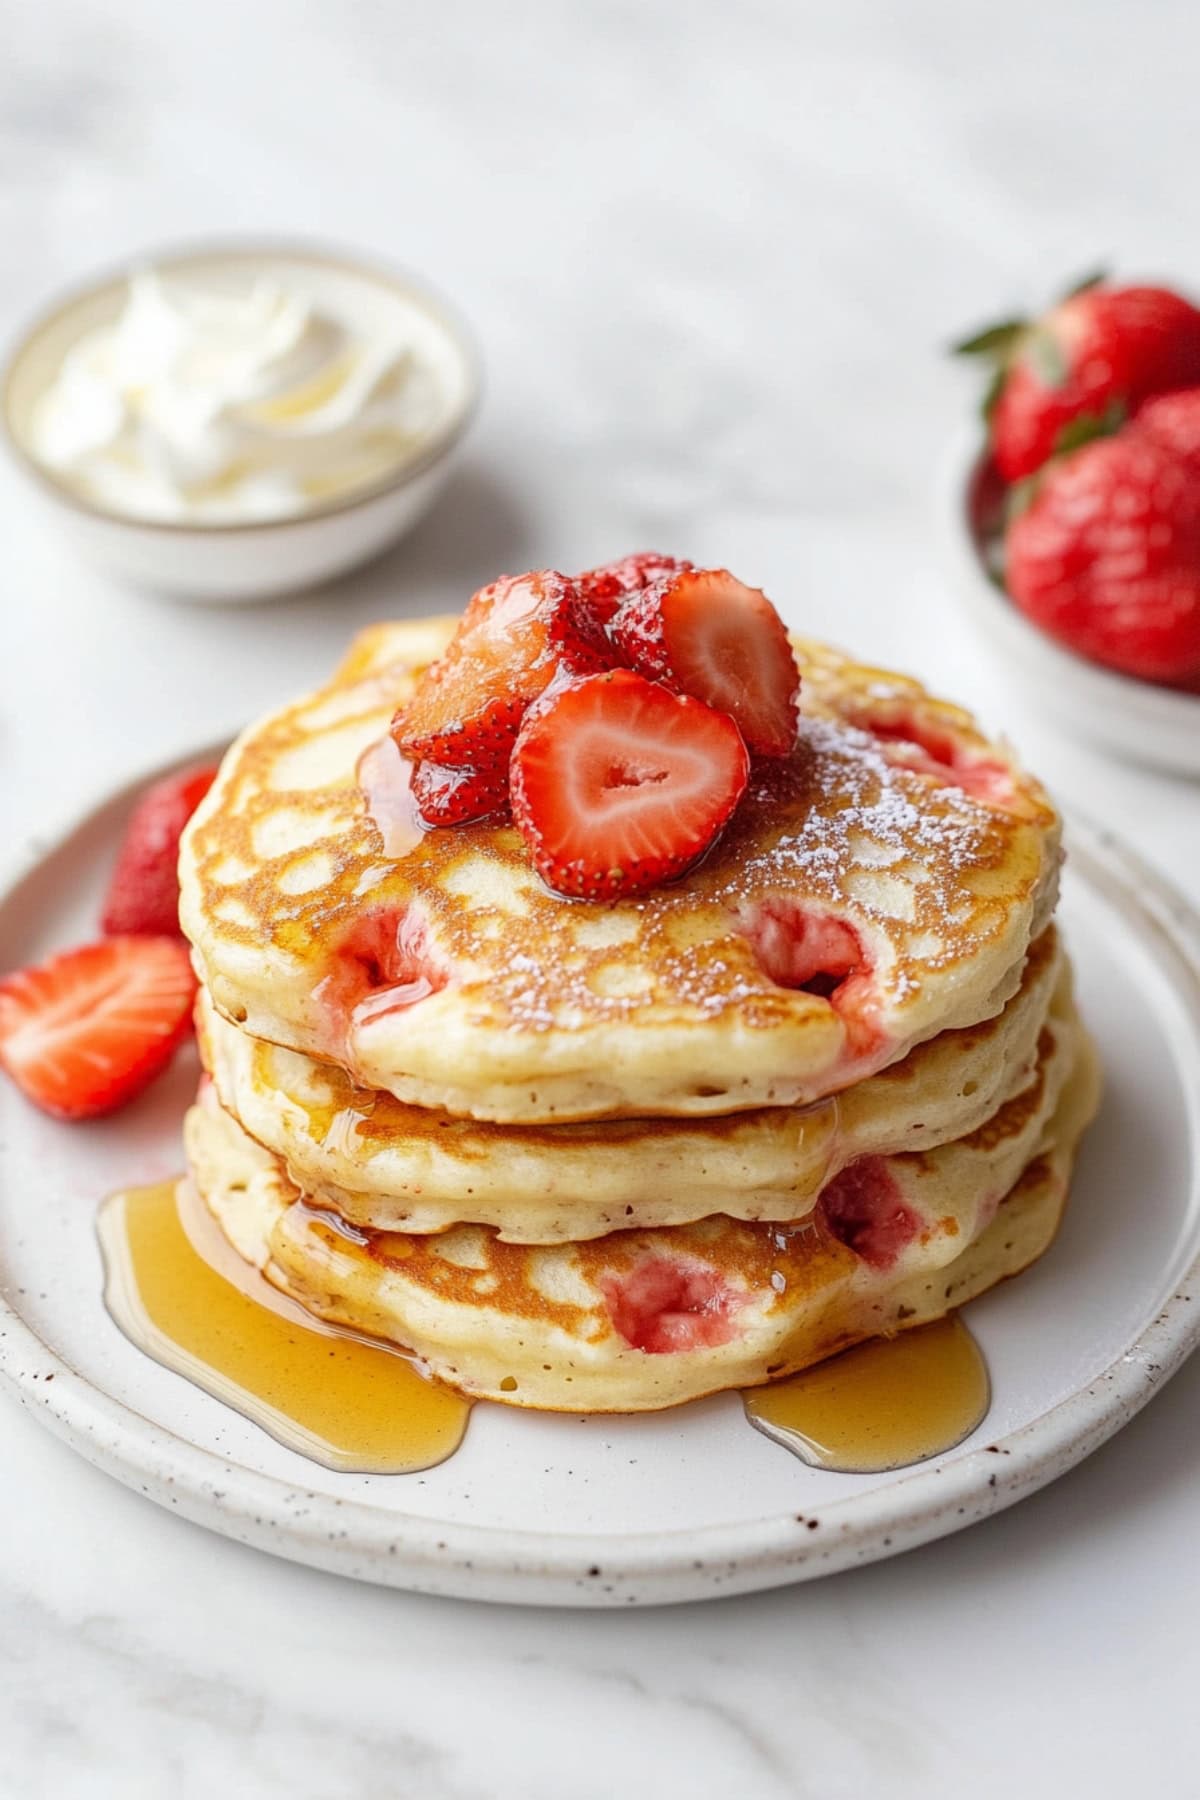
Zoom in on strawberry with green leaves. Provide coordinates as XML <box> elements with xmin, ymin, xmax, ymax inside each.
<box><xmin>957</xmin><ymin>275</ymin><xmax>1200</xmax><ymax>482</ymax></box>
<box><xmin>1130</xmin><ymin>386</ymin><xmax>1200</xmax><ymax>474</ymax></box>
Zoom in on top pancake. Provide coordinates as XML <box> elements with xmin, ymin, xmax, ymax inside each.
<box><xmin>179</xmin><ymin>618</ymin><xmax>1061</xmax><ymax>1122</ymax></box>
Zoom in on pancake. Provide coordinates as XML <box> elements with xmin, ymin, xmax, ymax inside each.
<box><xmin>198</xmin><ymin>926</ymin><xmax>1066</xmax><ymax>1242</ymax></box>
<box><xmin>179</xmin><ymin>619</ymin><xmax>1062</xmax><ymax>1123</ymax></box>
<box><xmin>185</xmin><ymin>1009</ymin><xmax>1096</xmax><ymax>1412</ymax></box>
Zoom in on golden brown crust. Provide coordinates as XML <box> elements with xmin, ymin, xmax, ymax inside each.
<box><xmin>181</xmin><ymin>621</ymin><xmax>1061</xmax><ymax>1121</ymax></box>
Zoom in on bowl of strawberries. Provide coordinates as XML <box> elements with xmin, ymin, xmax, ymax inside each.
<box><xmin>947</xmin><ymin>272</ymin><xmax>1200</xmax><ymax>776</ymax></box>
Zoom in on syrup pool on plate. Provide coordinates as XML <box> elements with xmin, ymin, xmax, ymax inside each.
<box><xmin>744</xmin><ymin>1315</ymin><xmax>990</xmax><ymax>1473</ymax></box>
<box><xmin>98</xmin><ymin>1181</ymin><xmax>991</xmax><ymax>1480</ymax></box>
<box><xmin>98</xmin><ymin>1176</ymin><xmax>471</xmax><ymax>1474</ymax></box>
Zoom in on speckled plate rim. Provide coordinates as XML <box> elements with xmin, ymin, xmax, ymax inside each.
<box><xmin>0</xmin><ymin>759</ymin><xmax>1198</xmax><ymax>1608</ymax></box>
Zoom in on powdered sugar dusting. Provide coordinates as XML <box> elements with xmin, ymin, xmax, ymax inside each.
<box><xmin>728</xmin><ymin>716</ymin><xmax>993</xmax><ymax>916</ymax></box>
<box><xmin>475</xmin><ymin>709</ymin><xmax>1031</xmax><ymax>1034</ymax></box>
<box><xmin>190</xmin><ymin>621</ymin><xmax>1057</xmax><ymax>1111</ymax></box>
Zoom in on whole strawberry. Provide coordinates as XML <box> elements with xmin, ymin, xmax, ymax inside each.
<box><xmin>1005</xmin><ymin>433</ymin><xmax>1200</xmax><ymax>687</ymax></box>
<box><xmin>958</xmin><ymin>278</ymin><xmax>1200</xmax><ymax>482</ymax></box>
<box><xmin>1130</xmin><ymin>387</ymin><xmax>1200</xmax><ymax>473</ymax></box>
<box><xmin>102</xmin><ymin>763</ymin><xmax>219</xmax><ymax>938</ymax></box>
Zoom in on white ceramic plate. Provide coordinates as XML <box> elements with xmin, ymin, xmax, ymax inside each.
<box><xmin>1</xmin><ymin>759</ymin><xmax>1198</xmax><ymax>1607</ymax></box>
<box><xmin>939</xmin><ymin>429</ymin><xmax>1200</xmax><ymax>778</ymax></box>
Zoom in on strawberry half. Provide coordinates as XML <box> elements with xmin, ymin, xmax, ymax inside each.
<box><xmin>608</xmin><ymin>568</ymin><xmax>799</xmax><ymax>756</ymax></box>
<box><xmin>101</xmin><ymin>764</ymin><xmax>219</xmax><ymax>938</ymax></box>
<box><xmin>577</xmin><ymin>552</ymin><xmax>693</xmax><ymax>627</ymax></box>
<box><xmin>409</xmin><ymin>758</ymin><xmax>508</xmax><ymax>827</ymax></box>
<box><xmin>392</xmin><ymin>570</ymin><xmax>607</xmax><ymax>770</ymax></box>
<box><xmin>509</xmin><ymin>669</ymin><xmax>749</xmax><ymax>901</ymax></box>
<box><xmin>0</xmin><ymin>937</ymin><xmax>197</xmax><ymax>1120</ymax></box>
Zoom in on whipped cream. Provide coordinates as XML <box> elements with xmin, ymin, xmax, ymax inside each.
<box><xmin>28</xmin><ymin>266</ymin><xmax>452</xmax><ymax>522</ymax></box>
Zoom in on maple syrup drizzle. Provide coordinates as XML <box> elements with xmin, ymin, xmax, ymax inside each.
<box><xmin>744</xmin><ymin>1316</ymin><xmax>990</xmax><ymax>1473</ymax></box>
<box><xmin>355</xmin><ymin>735</ymin><xmax>425</xmax><ymax>859</ymax></box>
<box><xmin>97</xmin><ymin>1179</ymin><xmax>987</xmax><ymax>1481</ymax></box>
<box><xmin>97</xmin><ymin>1177</ymin><xmax>471</xmax><ymax>1474</ymax></box>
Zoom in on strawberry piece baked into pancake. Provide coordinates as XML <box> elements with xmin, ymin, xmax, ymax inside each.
<box><xmin>185</xmin><ymin>1016</ymin><xmax>1098</xmax><ymax>1411</ymax></box>
<box><xmin>195</xmin><ymin>926</ymin><xmax>1065</xmax><ymax>1242</ymax></box>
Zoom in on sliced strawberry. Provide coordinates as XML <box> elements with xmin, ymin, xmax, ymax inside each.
<box><xmin>608</xmin><ymin>568</ymin><xmax>800</xmax><ymax>756</ymax></box>
<box><xmin>392</xmin><ymin>571</ymin><xmax>607</xmax><ymax>770</ymax></box>
<box><xmin>409</xmin><ymin>759</ymin><xmax>508</xmax><ymax>827</ymax></box>
<box><xmin>509</xmin><ymin>669</ymin><xmax>749</xmax><ymax>901</ymax></box>
<box><xmin>0</xmin><ymin>937</ymin><xmax>197</xmax><ymax>1120</ymax></box>
<box><xmin>577</xmin><ymin>552</ymin><xmax>693</xmax><ymax>627</ymax></box>
<box><xmin>101</xmin><ymin>764</ymin><xmax>219</xmax><ymax>938</ymax></box>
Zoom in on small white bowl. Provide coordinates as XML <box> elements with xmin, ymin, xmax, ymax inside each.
<box><xmin>941</xmin><ymin>428</ymin><xmax>1200</xmax><ymax>778</ymax></box>
<box><xmin>1</xmin><ymin>242</ymin><xmax>481</xmax><ymax>604</ymax></box>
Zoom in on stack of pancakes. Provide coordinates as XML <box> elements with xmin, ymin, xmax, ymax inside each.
<box><xmin>178</xmin><ymin>619</ymin><xmax>1099</xmax><ymax>1412</ymax></box>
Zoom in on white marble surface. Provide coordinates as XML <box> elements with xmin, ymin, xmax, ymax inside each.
<box><xmin>1</xmin><ymin>2</ymin><xmax>1198</xmax><ymax>1794</ymax></box>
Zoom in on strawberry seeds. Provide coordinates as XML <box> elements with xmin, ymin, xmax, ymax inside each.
<box><xmin>958</xmin><ymin>273</ymin><xmax>1200</xmax><ymax>689</ymax></box>
<box><xmin>390</xmin><ymin>556</ymin><xmax>802</xmax><ymax>899</ymax></box>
